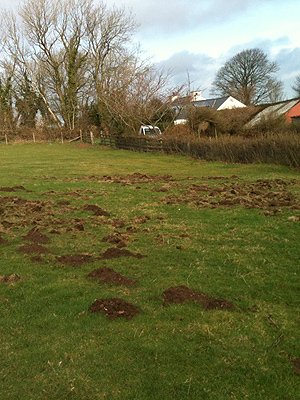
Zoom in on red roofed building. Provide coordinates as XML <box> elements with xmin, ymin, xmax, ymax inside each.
<box><xmin>286</xmin><ymin>100</ymin><xmax>300</xmax><ymax>122</ymax></box>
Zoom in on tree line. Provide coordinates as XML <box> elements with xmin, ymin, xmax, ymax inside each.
<box><xmin>0</xmin><ymin>0</ymin><xmax>297</xmax><ymax>136</ymax></box>
<box><xmin>0</xmin><ymin>0</ymin><xmax>174</xmax><ymax>134</ymax></box>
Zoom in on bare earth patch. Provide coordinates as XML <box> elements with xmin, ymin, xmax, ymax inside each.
<box><xmin>87</xmin><ymin>267</ymin><xmax>135</xmax><ymax>287</ymax></box>
<box><xmin>101</xmin><ymin>231</ymin><xmax>129</xmax><ymax>247</ymax></box>
<box><xmin>23</xmin><ymin>228</ymin><xmax>50</xmax><ymax>244</ymax></box>
<box><xmin>162</xmin><ymin>178</ymin><xmax>300</xmax><ymax>212</ymax></box>
<box><xmin>88</xmin><ymin>297</ymin><xmax>141</xmax><ymax>319</ymax></box>
<box><xmin>83</xmin><ymin>204</ymin><xmax>110</xmax><ymax>216</ymax></box>
<box><xmin>17</xmin><ymin>243</ymin><xmax>51</xmax><ymax>254</ymax></box>
<box><xmin>0</xmin><ymin>274</ymin><xmax>21</xmax><ymax>283</ymax></box>
<box><xmin>162</xmin><ymin>285</ymin><xmax>235</xmax><ymax>310</ymax></box>
<box><xmin>0</xmin><ymin>186</ymin><xmax>30</xmax><ymax>192</ymax></box>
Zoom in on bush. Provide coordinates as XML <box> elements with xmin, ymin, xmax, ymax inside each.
<box><xmin>163</xmin><ymin>131</ymin><xmax>300</xmax><ymax>167</ymax></box>
<box><xmin>185</xmin><ymin>105</ymin><xmax>262</xmax><ymax>137</ymax></box>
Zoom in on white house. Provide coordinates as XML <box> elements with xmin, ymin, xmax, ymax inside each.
<box><xmin>172</xmin><ymin>92</ymin><xmax>246</xmax><ymax>124</ymax></box>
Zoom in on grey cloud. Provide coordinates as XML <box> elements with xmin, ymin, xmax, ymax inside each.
<box><xmin>275</xmin><ymin>48</ymin><xmax>300</xmax><ymax>96</ymax></box>
<box><xmin>225</xmin><ymin>36</ymin><xmax>292</xmax><ymax>59</ymax></box>
<box><xmin>113</xmin><ymin>0</ymin><xmax>284</xmax><ymax>36</ymax></box>
<box><xmin>157</xmin><ymin>50</ymin><xmax>218</xmax><ymax>92</ymax></box>
<box><xmin>158</xmin><ymin>40</ymin><xmax>300</xmax><ymax>99</ymax></box>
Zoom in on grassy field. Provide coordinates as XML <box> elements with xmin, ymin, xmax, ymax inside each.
<box><xmin>0</xmin><ymin>143</ymin><xmax>300</xmax><ymax>399</ymax></box>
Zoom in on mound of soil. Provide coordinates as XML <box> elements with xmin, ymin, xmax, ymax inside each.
<box><xmin>107</xmin><ymin>218</ymin><xmax>126</xmax><ymax>228</ymax></box>
<box><xmin>57</xmin><ymin>254</ymin><xmax>95</xmax><ymax>267</ymax></box>
<box><xmin>57</xmin><ymin>200</ymin><xmax>71</xmax><ymax>206</ymax></box>
<box><xmin>84</xmin><ymin>204</ymin><xmax>110</xmax><ymax>216</ymax></box>
<box><xmin>101</xmin><ymin>247</ymin><xmax>145</xmax><ymax>260</ymax></box>
<box><xmin>0</xmin><ymin>274</ymin><xmax>21</xmax><ymax>283</ymax></box>
<box><xmin>0</xmin><ymin>187</ymin><xmax>17</xmax><ymax>192</ymax></box>
<box><xmin>87</xmin><ymin>267</ymin><xmax>135</xmax><ymax>287</ymax></box>
<box><xmin>17</xmin><ymin>243</ymin><xmax>51</xmax><ymax>254</ymax></box>
<box><xmin>13</xmin><ymin>186</ymin><xmax>31</xmax><ymax>191</ymax></box>
<box><xmin>101</xmin><ymin>231</ymin><xmax>129</xmax><ymax>246</ymax></box>
<box><xmin>162</xmin><ymin>285</ymin><xmax>234</xmax><ymax>310</ymax></box>
<box><xmin>89</xmin><ymin>297</ymin><xmax>141</xmax><ymax>319</ymax></box>
<box><xmin>23</xmin><ymin>228</ymin><xmax>50</xmax><ymax>244</ymax></box>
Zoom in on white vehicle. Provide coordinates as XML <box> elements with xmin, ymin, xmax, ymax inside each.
<box><xmin>139</xmin><ymin>125</ymin><xmax>162</xmax><ymax>137</ymax></box>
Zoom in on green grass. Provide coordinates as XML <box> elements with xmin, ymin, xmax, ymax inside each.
<box><xmin>0</xmin><ymin>143</ymin><xmax>300</xmax><ymax>399</ymax></box>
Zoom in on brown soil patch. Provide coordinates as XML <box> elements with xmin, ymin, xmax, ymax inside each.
<box><xmin>162</xmin><ymin>285</ymin><xmax>234</xmax><ymax>310</ymax></box>
<box><xmin>107</xmin><ymin>218</ymin><xmax>126</xmax><ymax>228</ymax></box>
<box><xmin>41</xmin><ymin>173</ymin><xmax>178</xmax><ymax>185</ymax></box>
<box><xmin>87</xmin><ymin>267</ymin><xmax>135</xmax><ymax>286</ymax></box>
<box><xmin>17</xmin><ymin>243</ymin><xmax>51</xmax><ymax>254</ymax></box>
<box><xmin>151</xmin><ymin>188</ymin><xmax>168</xmax><ymax>192</ymax></box>
<box><xmin>101</xmin><ymin>231</ymin><xmax>129</xmax><ymax>246</ymax></box>
<box><xmin>23</xmin><ymin>228</ymin><xmax>50</xmax><ymax>244</ymax></box>
<box><xmin>101</xmin><ymin>173</ymin><xmax>176</xmax><ymax>186</ymax></box>
<box><xmin>130</xmin><ymin>215</ymin><xmax>150</xmax><ymax>224</ymax></box>
<box><xmin>84</xmin><ymin>204</ymin><xmax>110</xmax><ymax>216</ymax></box>
<box><xmin>56</xmin><ymin>254</ymin><xmax>95</xmax><ymax>267</ymax></box>
<box><xmin>57</xmin><ymin>200</ymin><xmax>71</xmax><ymax>206</ymax></box>
<box><xmin>13</xmin><ymin>186</ymin><xmax>31</xmax><ymax>191</ymax></box>
<box><xmin>0</xmin><ymin>197</ymin><xmax>54</xmax><ymax>222</ymax></box>
<box><xmin>0</xmin><ymin>274</ymin><xmax>21</xmax><ymax>283</ymax></box>
<box><xmin>89</xmin><ymin>298</ymin><xmax>141</xmax><ymax>319</ymax></box>
<box><xmin>101</xmin><ymin>247</ymin><xmax>145</xmax><ymax>259</ymax></box>
<box><xmin>0</xmin><ymin>187</ymin><xmax>17</xmax><ymax>192</ymax></box>
<box><xmin>162</xmin><ymin>178</ymin><xmax>300</xmax><ymax>211</ymax></box>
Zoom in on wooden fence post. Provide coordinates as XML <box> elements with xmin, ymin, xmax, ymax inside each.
<box><xmin>90</xmin><ymin>131</ymin><xmax>94</xmax><ymax>145</ymax></box>
<box><xmin>5</xmin><ymin>133</ymin><xmax>8</xmax><ymax>145</ymax></box>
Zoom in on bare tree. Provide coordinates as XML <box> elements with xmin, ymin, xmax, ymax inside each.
<box><xmin>211</xmin><ymin>48</ymin><xmax>283</xmax><ymax>105</ymax></box>
<box><xmin>292</xmin><ymin>74</ymin><xmax>300</xmax><ymax>97</ymax></box>
<box><xmin>1</xmin><ymin>9</ymin><xmax>62</xmax><ymax>126</ymax></box>
<box><xmin>0</xmin><ymin>0</ymin><xmax>174</xmax><ymax>134</ymax></box>
<box><xmin>85</xmin><ymin>4</ymin><xmax>173</xmax><ymax>134</ymax></box>
<box><xmin>19</xmin><ymin>0</ymin><xmax>92</xmax><ymax>129</ymax></box>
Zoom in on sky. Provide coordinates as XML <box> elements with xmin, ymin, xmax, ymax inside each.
<box><xmin>2</xmin><ymin>0</ymin><xmax>300</xmax><ymax>100</ymax></box>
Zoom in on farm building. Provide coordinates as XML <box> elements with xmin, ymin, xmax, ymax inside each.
<box><xmin>247</xmin><ymin>98</ymin><xmax>300</xmax><ymax>126</ymax></box>
<box><xmin>172</xmin><ymin>91</ymin><xmax>246</xmax><ymax>124</ymax></box>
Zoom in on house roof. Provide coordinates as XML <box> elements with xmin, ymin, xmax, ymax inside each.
<box><xmin>173</xmin><ymin>96</ymin><xmax>246</xmax><ymax>121</ymax></box>
<box><xmin>247</xmin><ymin>98</ymin><xmax>300</xmax><ymax>126</ymax></box>
<box><xmin>193</xmin><ymin>96</ymin><xmax>230</xmax><ymax>110</ymax></box>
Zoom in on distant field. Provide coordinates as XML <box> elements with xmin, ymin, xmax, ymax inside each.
<box><xmin>1</xmin><ymin>143</ymin><xmax>300</xmax><ymax>399</ymax></box>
